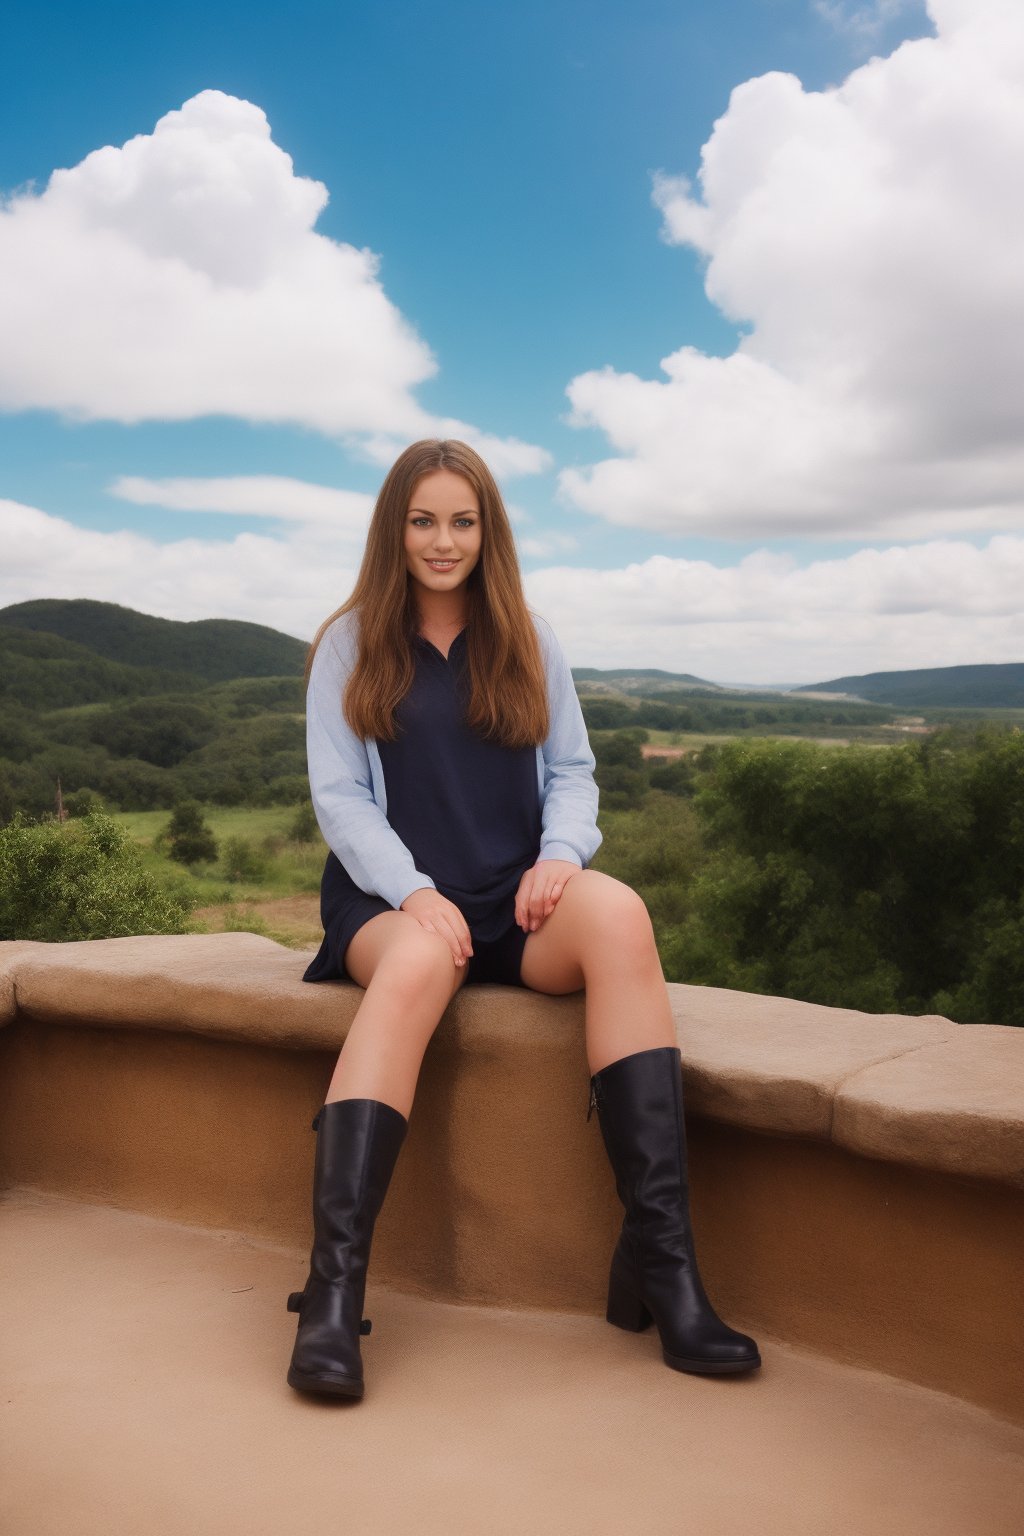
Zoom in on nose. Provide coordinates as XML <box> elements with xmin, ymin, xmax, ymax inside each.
<box><xmin>432</xmin><ymin>524</ymin><xmax>455</xmax><ymax>550</ymax></box>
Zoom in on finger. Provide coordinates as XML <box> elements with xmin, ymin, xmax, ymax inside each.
<box><xmin>435</xmin><ymin>912</ymin><xmax>470</xmax><ymax>965</ymax></box>
<box><xmin>515</xmin><ymin>871</ymin><xmax>536</xmax><ymax>931</ymax></box>
<box><xmin>547</xmin><ymin>867</ymin><xmax>580</xmax><ymax>911</ymax></box>
<box><xmin>523</xmin><ymin>878</ymin><xmax>544</xmax><ymax>931</ymax></box>
<box><xmin>528</xmin><ymin>878</ymin><xmax>553</xmax><ymax>929</ymax></box>
<box><xmin>437</xmin><ymin>917</ymin><xmax>466</xmax><ymax>966</ymax></box>
<box><xmin>415</xmin><ymin>913</ymin><xmax>464</xmax><ymax>966</ymax></box>
<box><xmin>455</xmin><ymin>918</ymin><xmax>473</xmax><ymax>958</ymax></box>
<box><xmin>440</xmin><ymin>906</ymin><xmax>474</xmax><ymax>963</ymax></box>
<box><xmin>439</xmin><ymin>900</ymin><xmax>473</xmax><ymax>957</ymax></box>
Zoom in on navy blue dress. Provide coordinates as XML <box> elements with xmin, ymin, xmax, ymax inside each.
<box><xmin>303</xmin><ymin>628</ymin><xmax>541</xmax><ymax>987</ymax></box>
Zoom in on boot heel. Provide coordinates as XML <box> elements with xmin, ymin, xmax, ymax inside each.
<box><xmin>606</xmin><ymin>1283</ymin><xmax>653</xmax><ymax>1332</ymax></box>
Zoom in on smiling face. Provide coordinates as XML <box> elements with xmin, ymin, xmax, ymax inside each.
<box><xmin>403</xmin><ymin>468</ymin><xmax>482</xmax><ymax>601</ymax></box>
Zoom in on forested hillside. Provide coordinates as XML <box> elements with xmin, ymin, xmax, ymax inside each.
<box><xmin>797</xmin><ymin>662</ymin><xmax>1024</xmax><ymax>708</ymax></box>
<box><xmin>578</xmin><ymin>689</ymin><xmax>892</xmax><ymax>736</ymax></box>
<box><xmin>1</xmin><ymin>598</ymin><xmax>912</xmax><ymax>818</ymax></box>
<box><xmin>4</xmin><ymin>599</ymin><xmax>1024</xmax><ymax>1026</ymax></box>
<box><xmin>0</xmin><ymin>600</ymin><xmax>307</xmax><ymax>818</ymax></box>
<box><xmin>0</xmin><ymin>599</ymin><xmax>307</xmax><ymax>681</ymax></box>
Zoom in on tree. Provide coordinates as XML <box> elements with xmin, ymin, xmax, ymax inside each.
<box><xmin>64</xmin><ymin>787</ymin><xmax>105</xmax><ymax>817</ymax></box>
<box><xmin>81</xmin><ymin>698</ymin><xmax>218</xmax><ymax>768</ymax></box>
<box><xmin>164</xmin><ymin>800</ymin><xmax>218</xmax><ymax>865</ymax></box>
<box><xmin>593</xmin><ymin>729</ymin><xmax>649</xmax><ymax>811</ymax></box>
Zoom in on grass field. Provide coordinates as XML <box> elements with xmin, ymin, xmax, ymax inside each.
<box><xmin>106</xmin><ymin>730</ymin><xmax>884</xmax><ymax>948</ymax></box>
<box><xmin>100</xmin><ymin>716</ymin><xmax>948</xmax><ymax>951</ymax></box>
<box><xmin>111</xmin><ymin>805</ymin><xmax>327</xmax><ymax>948</ymax></box>
<box><xmin>117</xmin><ymin>804</ymin><xmax>311</xmax><ymax>847</ymax></box>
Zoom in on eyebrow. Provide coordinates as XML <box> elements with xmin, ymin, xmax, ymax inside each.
<box><xmin>407</xmin><ymin>507</ymin><xmax>479</xmax><ymax>515</ymax></box>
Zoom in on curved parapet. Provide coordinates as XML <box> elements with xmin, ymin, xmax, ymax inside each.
<box><xmin>1</xmin><ymin>934</ymin><xmax>1021</xmax><ymax>1422</ymax></box>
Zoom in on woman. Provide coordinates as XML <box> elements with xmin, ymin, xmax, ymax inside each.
<box><xmin>287</xmin><ymin>438</ymin><xmax>760</xmax><ymax>1397</ymax></box>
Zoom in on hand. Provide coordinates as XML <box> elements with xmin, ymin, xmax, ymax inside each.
<box><xmin>514</xmin><ymin>859</ymin><xmax>581</xmax><ymax>933</ymax></box>
<box><xmin>400</xmin><ymin>887</ymin><xmax>473</xmax><ymax>967</ymax></box>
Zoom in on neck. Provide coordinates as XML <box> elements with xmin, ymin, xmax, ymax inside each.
<box><xmin>415</xmin><ymin>588</ymin><xmax>469</xmax><ymax>632</ymax></box>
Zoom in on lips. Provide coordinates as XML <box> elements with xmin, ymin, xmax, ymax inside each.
<box><xmin>425</xmin><ymin>559</ymin><xmax>458</xmax><ymax>570</ymax></box>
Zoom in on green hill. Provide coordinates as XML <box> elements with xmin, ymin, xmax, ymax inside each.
<box><xmin>573</xmin><ymin>667</ymin><xmax>721</xmax><ymax>694</ymax></box>
<box><xmin>0</xmin><ymin>626</ymin><xmax>202</xmax><ymax>710</ymax></box>
<box><xmin>796</xmin><ymin>663</ymin><xmax>1024</xmax><ymax>709</ymax></box>
<box><xmin>0</xmin><ymin>600</ymin><xmax>310</xmax><ymax>819</ymax></box>
<box><xmin>0</xmin><ymin>599</ymin><xmax>307</xmax><ymax>682</ymax></box>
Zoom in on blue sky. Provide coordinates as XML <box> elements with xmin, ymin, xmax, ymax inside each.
<box><xmin>2</xmin><ymin>0</ymin><xmax>1022</xmax><ymax>684</ymax></box>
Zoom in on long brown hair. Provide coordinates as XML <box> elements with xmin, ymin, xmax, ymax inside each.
<box><xmin>306</xmin><ymin>440</ymin><xmax>549</xmax><ymax>747</ymax></box>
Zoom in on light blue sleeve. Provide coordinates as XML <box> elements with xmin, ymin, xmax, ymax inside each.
<box><xmin>305</xmin><ymin>614</ymin><xmax>437</xmax><ymax>912</ymax></box>
<box><xmin>533</xmin><ymin>615</ymin><xmax>602</xmax><ymax>868</ymax></box>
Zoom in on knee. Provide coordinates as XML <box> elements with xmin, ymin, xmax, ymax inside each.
<box><xmin>377</xmin><ymin>926</ymin><xmax>458</xmax><ymax>999</ymax></box>
<box><xmin>575</xmin><ymin>874</ymin><xmax>656</xmax><ymax>965</ymax></box>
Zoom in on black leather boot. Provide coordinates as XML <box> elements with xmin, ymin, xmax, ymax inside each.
<box><xmin>286</xmin><ymin>1096</ymin><xmax>408</xmax><ymax>1398</ymax></box>
<box><xmin>588</xmin><ymin>1045</ymin><xmax>761</xmax><ymax>1376</ymax></box>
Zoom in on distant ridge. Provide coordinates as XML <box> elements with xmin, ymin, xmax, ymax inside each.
<box><xmin>572</xmin><ymin>667</ymin><xmax>721</xmax><ymax>693</ymax></box>
<box><xmin>0</xmin><ymin>599</ymin><xmax>307</xmax><ymax>683</ymax></box>
<box><xmin>5</xmin><ymin>600</ymin><xmax>1020</xmax><ymax>709</ymax></box>
<box><xmin>795</xmin><ymin>662</ymin><xmax>1024</xmax><ymax>709</ymax></box>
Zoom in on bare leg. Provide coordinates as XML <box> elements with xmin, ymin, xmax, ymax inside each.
<box><xmin>519</xmin><ymin>869</ymin><xmax>676</xmax><ymax>1073</ymax></box>
<box><xmin>323</xmin><ymin>911</ymin><xmax>467</xmax><ymax>1119</ymax></box>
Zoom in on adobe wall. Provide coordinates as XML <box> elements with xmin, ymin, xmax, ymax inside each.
<box><xmin>1</xmin><ymin>934</ymin><xmax>1021</xmax><ymax>1423</ymax></box>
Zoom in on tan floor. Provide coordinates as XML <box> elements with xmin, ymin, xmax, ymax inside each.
<box><xmin>2</xmin><ymin>1190</ymin><xmax>1022</xmax><ymax>1536</ymax></box>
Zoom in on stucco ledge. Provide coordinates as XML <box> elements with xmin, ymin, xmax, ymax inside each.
<box><xmin>1</xmin><ymin>933</ymin><xmax>1021</xmax><ymax>1190</ymax></box>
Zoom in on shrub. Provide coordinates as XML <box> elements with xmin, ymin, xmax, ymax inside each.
<box><xmin>164</xmin><ymin>801</ymin><xmax>218</xmax><ymax>866</ymax></box>
<box><xmin>288</xmin><ymin>801</ymin><xmax>320</xmax><ymax>842</ymax></box>
<box><xmin>64</xmin><ymin>787</ymin><xmax>105</xmax><ymax>817</ymax></box>
<box><xmin>221</xmin><ymin>836</ymin><xmax>268</xmax><ymax>884</ymax></box>
<box><xmin>0</xmin><ymin>812</ymin><xmax>194</xmax><ymax>941</ymax></box>
<box><xmin>647</xmin><ymin>758</ymin><xmax>695</xmax><ymax>798</ymax></box>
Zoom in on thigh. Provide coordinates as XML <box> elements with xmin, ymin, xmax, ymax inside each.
<box><xmin>520</xmin><ymin>868</ymin><xmax>652</xmax><ymax>995</ymax></box>
<box><xmin>518</xmin><ymin>868</ymin><xmax>598</xmax><ymax>994</ymax></box>
<box><xmin>344</xmin><ymin>909</ymin><xmax>469</xmax><ymax>999</ymax></box>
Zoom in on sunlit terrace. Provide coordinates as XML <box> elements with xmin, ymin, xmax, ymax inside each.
<box><xmin>2</xmin><ymin>933</ymin><xmax>1022</xmax><ymax>1535</ymax></box>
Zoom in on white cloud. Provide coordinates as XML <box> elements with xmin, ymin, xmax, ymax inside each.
<box><xmin>527</xmin><ymin>536</ymin><xmax>1024</xmax><ymax>682</ymax></box>
<box><xmin>561</xmin><ymin>0</ymin><xmax>1024</xmax><ymax>540</ymax></box>
<box><xmin>358</xmin><ymin>428</ymin><xmax>550</xmax><ymax>479</ymax></box>
<box><xmin>813</xmin><ymin>1</ymin><xmax>920</xmax><ymax>41</ymax></box>
<box><xmin>4</xmin><ymin>497</ymin><xmax>1022</xmax><ymax>683</ymax></box>
<box><xmin>518</xmin><ymin>532</ymin><xmax>581</xmax><ymax>559</ymax></box>
<box><xmin>1</xmin><ymin>498</ymin><xmax>357</xmax><ymax>642</ymax></box>
<box><xmin>110</xmin><ymin>475</ymin><xmax>373</xmax><ymax>531</ymax></box>
<box><xmin>505</xmin><ymin>503</ymin><xmax>580</xmax><ymax>559</ymax></box>
<box><xmin>0</xmin><ymin>90</ymin><xmax>549</xmax><ymax>478</ymax></box>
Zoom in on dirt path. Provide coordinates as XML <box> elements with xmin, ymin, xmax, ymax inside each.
<box><xmin>194</xmin><ymin>893</ymin><xmax>322</xmax><ymax>950</ymax></box>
